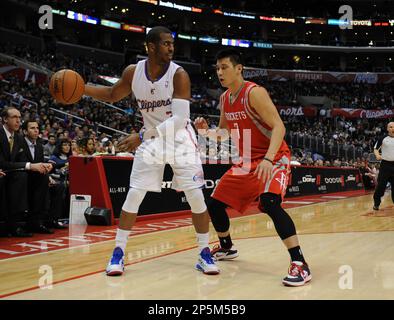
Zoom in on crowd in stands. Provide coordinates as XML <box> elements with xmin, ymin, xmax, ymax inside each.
<box><xmin>261</xmin><ymin>80</ymin><xmax>394</xmax><ymax>110</ymax></box>
<box><xmin>2</xmin><ymin>44</ymin><xmax>389</xmax><ymax>151</ymax></box>
<box><xmin>5</xmin><ymin>43</ymin><xmax>394</xmax><ymax>110</ymax></box>
<box><xmin>283</xmin><ymin>115</ymin><xmax>383</xmax><ymax>154</ymax></box>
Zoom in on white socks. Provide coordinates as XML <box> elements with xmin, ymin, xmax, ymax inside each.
<box><xmin>196</xmin><ymin>232</ymin><xmax>210</xmax><ymax>252</ymax></box>
<box><xmin>115</xmin><ymin>228</ymin><xmax>131</xmax><ymax>253</ymax></box>
<box><xmin>115</xmin><ymin>229</ymin><xmax>210</xmax><ymax>254</ymax></box>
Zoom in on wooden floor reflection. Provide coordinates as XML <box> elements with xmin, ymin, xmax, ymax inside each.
<box><xmin>2</xmin><ymin>192</ymin><xmax>394</xmax><ymax>300</ymax></box>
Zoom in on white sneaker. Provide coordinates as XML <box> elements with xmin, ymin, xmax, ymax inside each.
<box><xmin>106</xmin><ymin>247</ymin><xmax>125</xmax><ymax>276</ymax></box>
<box><xmin>195</xmin><ymin>247</ymin><xmax>220</xmax><ymax>275</ymax></box>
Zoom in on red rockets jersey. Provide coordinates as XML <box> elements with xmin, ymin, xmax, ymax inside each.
<box><xmin>221</xmin><ymin>81</ymin><xmax>290</xmax><ymax>161</ymax></box>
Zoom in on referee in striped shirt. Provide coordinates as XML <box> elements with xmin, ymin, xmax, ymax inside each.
<box><xmin>373</xmin><ymin>122</ymin><xmax>394</xmax><ymax>211</ymax></box>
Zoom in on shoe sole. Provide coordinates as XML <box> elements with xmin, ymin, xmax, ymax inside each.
<box><xmin>195</xmin><ymin>264</ymin><xmax>220</xmax><ymax>275</ymax></box>
<box><xmin>214</xmin><ymin>252</ymin><xmax>239</xmax><ymax>261</ymax></box>
<box><xmin>106</xmin><ymin>264</ymin><xmax>124</xmax><ymax>276</ymax></box>
<box><xmin>282</xmin><ymin>274</ymin><xmax>312</xmax><ymax>287</ymax></box>
<box><xmin>106</xmin><ymin>270</ymin><xmax>124</xmax><ymax>276</ymax></box>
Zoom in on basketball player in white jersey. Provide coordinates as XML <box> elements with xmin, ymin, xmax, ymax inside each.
<box><xmin>83</xmin><ymin>26</ymin><xmax>219</xmax><ymax>276</ymax></box>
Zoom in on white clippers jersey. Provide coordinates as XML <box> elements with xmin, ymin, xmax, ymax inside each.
<box><xmin>132</xmin><ymin>59</ymin><xmax>181</xmax><ymax>130</ymax></box>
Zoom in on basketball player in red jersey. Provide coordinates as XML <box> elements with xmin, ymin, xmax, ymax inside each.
<box><xmin>195</xmin><ymin>49</ymin><xmax>311</xmax><ymax>286</ymax></box>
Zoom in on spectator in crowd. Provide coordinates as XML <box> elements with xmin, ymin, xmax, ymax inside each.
<box><xmin>49</xmin><ymin>139</ymin><xmax>72</xmax><ymax>169</ymax></box>
<box><xmin>75</xmin><ymin>127</ymin><xmax>85</xmax><ymax>140</ymax></box>
<box><xmin>314</xmin><ymin>159</ymin><xmax>324</xmax><ymax>166</ymax></box>
<box><xmin>48</xmin><ymin>138</ymin><xmax>72</xmax><ymax>228</ymax></box>
<box><xmin>101</xmin><ymin>138</ymin><xmax>115</xmax><ymax>154</ymax></box>
<box><xmin>71</xmin><ymin>139</ymin><xmax>79</xmax><ymax>155</ymax></box>
<box><xmin>43</xmin><ymin>133</ymin><xmax>57</xmax><ymax>159</ymax></box>
<box><xmin>365</xmin><ymin>163</ymin><xmax>378</xmax><ymax>189</ymax></box>
<box><xmin>359</xmin><ymin>161</ymin><xmax>370</xmax><ymax>189</ymax></box>
<box><xmin>78</xmin><ymin>137</ymin><xmax>95</xmax><ymax>155</ymax></box>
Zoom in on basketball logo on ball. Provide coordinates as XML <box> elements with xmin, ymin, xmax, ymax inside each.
<box><xmin>49</xmin><ymin>69</ymin><xmax>85</xmax><ymax>104</ymax></box>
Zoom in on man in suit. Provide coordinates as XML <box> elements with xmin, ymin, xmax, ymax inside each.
<box><xmin>0</xmin><ymin>107</ymin><xmax>51</xmax><ymax>237</ymax></box>
<box><xmin>20</xmin><ymin>119</ymin><xmax>54</xmax><ymax>234</ymax></box>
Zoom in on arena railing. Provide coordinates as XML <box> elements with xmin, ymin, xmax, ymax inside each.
<box><xmin>286</xmin><ymin>131</ymin><xmax>368</xmax><ymax>161</ymax></box>
<box><xmin>49</xmin><ymin>107</ymin><xmax>128</xmax><ymax>138</ymax></box>
<box><xmin>0</xmin><ymin>52</ymin><xmax>52</xmax><ymax>76</ymax></box>
<box><xmin>82</xmin><ymin>85</ymin><xmax>144</xmax><ymax>128</ymax></box>
<box><xmin>4</xmin><ymin>91</ymin><xmax>38</xmax><ymax>113</ymax></box>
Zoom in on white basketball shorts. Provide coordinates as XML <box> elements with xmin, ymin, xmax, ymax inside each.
<box><xmin>129</xmin><ymin>126</ymin><xmax>204</xmax><ymax>192</ymax></box>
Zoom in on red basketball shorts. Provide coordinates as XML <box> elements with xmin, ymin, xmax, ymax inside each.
<box><xmin>211</xmin><ymin>153</ymin><xmax>291</xmax><ymax>213</ymax></box>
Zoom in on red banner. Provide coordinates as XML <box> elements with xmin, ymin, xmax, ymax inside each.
<box><xmin>331</xmin><ymin>108</ymin><xmax>394</xmax><ymax>119</ymax></box>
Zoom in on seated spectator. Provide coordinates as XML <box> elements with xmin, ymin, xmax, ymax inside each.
<box><xmin>314</xmin><ymin>159</ymin><xmax>324</xmax><ymax>166</ymax></box>
<box><xmin>101</xmin><ymin>139</ymin><xmax>115</xmax><ymax>155</ymax></box>
<box><xmin>71</xmin><ymin>139</ymin><xmax>79</xmax><ymax>156</ymax></box>
<box><xmin>49</xmin><ymin>139</ymin><xmax>72</xmax><ymax>168</ymax></box>
<box><xmin>362</xmin><ymin>162</ymin><xmax>378</xmax><ymax>190</ymax></box>
<box><xmin>359</xmin><ymin>162</ymin><xmax>369</xmax><ymax>188</ymax></box>
<box><xmin>290</xmin><ymin>156</ymin><xmax>301</xmax><ymax>166</ymax></box>
<box><xmin>43</xmin><ymin>134</ymin><xmax>57</xmax><ymax>159</ymax></box>
<box><xmin>48</xmin><ymin>139</ymin><xmax>71</xmax><ymax>229</ymax></box>
<box><xmin>78</xmin><ymin>137</ymin><xmax>95</xmax><ymax>155</ymax></box>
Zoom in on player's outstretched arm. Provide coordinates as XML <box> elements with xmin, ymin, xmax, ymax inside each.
<box><xmin>84</xmin><ymin>65</ymin><xmax>135</xmax><ymax>103</ymax></box>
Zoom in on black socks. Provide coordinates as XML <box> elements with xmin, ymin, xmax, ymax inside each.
<box><xmin>288</xmin><ymin>246</ymin><xmax>306</xmax><ymax>263</ymax></box>
<box><xmin>219</xmin><ymin>235</ymin><xmax>233</xmax><ymax>249</ymax></box>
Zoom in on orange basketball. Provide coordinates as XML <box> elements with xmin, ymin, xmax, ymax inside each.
<box><xmin>49</xmin><ymin>69</ymin><xmax>85</xmax><ymax>104</ymax></box>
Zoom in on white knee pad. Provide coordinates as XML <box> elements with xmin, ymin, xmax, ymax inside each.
<box><xmin>184</xmin><ymin>188</ymin><xmax>207</xmax><ymax>214</ymax></box>
<box><xmin>122</xmin><ymin>188</ymin><xmax>147</xmax><ymax>213</ymax></box>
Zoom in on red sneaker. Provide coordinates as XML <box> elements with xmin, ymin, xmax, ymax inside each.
<box><xmin>282</xmin><ymin>261</ymin><xmax>312</xmax><ymax>287</ymax></box>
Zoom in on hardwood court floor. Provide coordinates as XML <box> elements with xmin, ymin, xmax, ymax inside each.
<box><xmin>1</xmin><ymin>192</ymin><xmax>394</xmax><ymax>300</ymax></box>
